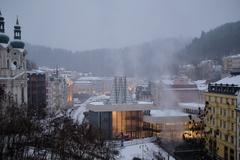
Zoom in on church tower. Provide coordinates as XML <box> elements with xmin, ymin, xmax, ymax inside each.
<box><xmin>0</xmin><ymin>13</ymin><xmax>28</xmax><ymax>106</ymax></box>
<box><xmin>0</xmin><ymin>11</ymin><xmax>10</xmax><ymax>71</ymax></box>
<box><xmin>14</xmin><ymin>17</ymin><xmax>21</xmax><ymax>40</ymax></box>
<box><xmin>0</xmin><ymin>11</ymin><xmax>6</xmax><ymax>33</ymax></box>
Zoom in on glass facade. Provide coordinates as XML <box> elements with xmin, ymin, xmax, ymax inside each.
<box><xmin>112</xmin><ymin>111</ymin><xmax>144</xmax><ymax>139</ymax></box>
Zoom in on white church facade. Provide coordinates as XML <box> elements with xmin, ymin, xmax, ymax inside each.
<box><xmin>0</xmin><ymin>11</ymin><xmax>27</xmax><ymax>106</ymax></box>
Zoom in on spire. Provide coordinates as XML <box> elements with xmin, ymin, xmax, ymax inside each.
<box><xmin>16</xmin><ymin>16</ymin><xmax>19</xmax><ymax>25</ymax></box>
<box><xmin>14</xmin><ymin>16</ymin><xmax>21</xmax><ymax>40</ymax></box>
<box><xmin>0</xmin><ymin>10</ymin><xmax>4</xmax><ymax>33</ymax></box>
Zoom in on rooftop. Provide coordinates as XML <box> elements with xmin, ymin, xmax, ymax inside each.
<box><xmin>178</xmin><ymin>102</ymin><xmax>205</xmax><ymax>109</ymax></box>
<box><xmin>150</xmin><ymin>109</ymin><xmax>189</xmax><ymax>117</ymax></box>
<box><xmin>224</xmin><ymin>54</ymin><xmax>240</xmax><ymax>59</ymax></box>
<box><xmin>87</xmin><ymin>103</ymin><xmax>156</xmax><ymax>112</ymax></box>
<box><xmin>144</xmin><ymin>109</ymin><xmax>198</xmax><ymax>124</ymax></box>
<box><xmin>214</xmin><ymin>75</ymin><xmax>240</xmax><ymax>86</ymax></box>
<box><xmin>27</xmin><ymin>70</ymin><xmax>45</xmax><ymax>75</ymax></box>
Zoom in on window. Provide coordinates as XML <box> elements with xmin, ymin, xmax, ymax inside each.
<box><xmin>231</xmin><ymin>123</ymin><xmax>234</xmax><ymax>131</ymax></box>
<box><xmin>224</xmin><ymin>109</ymin><xmax>226</xmax><ymax>117</ymax></box>
<box><xmin>13</xmin><ymin>61</ymin><xmax>17</xmax><ymax>66</ymax></box>
<box><xmin>211</xmin><ymin>96</ymin><xmax>215</xmax><ymax>102</ymax></box>
<box><xmin>222</xmin><ymin>98</ymin><xmax>226</xmax><ymax>104</ymax></box>
<box><xmin>225</xmin><ymin>135</ymin><xmax>228</xmax><ymax>141</ymax></box>
<box><xmin>21</xmin><ymin>87</ymin><xmax>24</xmax><ymax>104</ymax></box>
<box><xmin>223</xmin><ymin>121</ymin><xmax>226</xmax><ymax>129</ymax></box>
<box><xmin>7</xmin><ymin>60</ymin><xmax>9</xmax><ymax>68</ymax></box>
<box><xmin>231</xmin><ymin>110</ymin><xmax>234</xmax><ymax>118</ymax></box>
<box><xmin>206</xmin><ymin>96</ymin><xmax>209</xmax><ymax>101</ymax></box>
<box><xmin>231</xmin><ymin>136</ymin><xmax>234</xmax><ymax>144</ymax></box>
<box><xmin>220</xmin><ymin>108</ymin><xmax>222</xmax><ymax>115</ymax></box>
<box><xmin>220</xmin><ymin>120</ymin><xmax>222</xmax><ymax>128</ymax></box>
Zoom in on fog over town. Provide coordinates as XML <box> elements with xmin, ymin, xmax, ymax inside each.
<box><xmin>0</xmin><ymin>0</ymin><xmax>240</xmax><ymax>160</ymax></box>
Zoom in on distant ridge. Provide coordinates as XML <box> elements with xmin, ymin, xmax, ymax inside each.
<box><xmin>26</xmin><ymin>37</ymin><xmax>190</xmax><ymax>78</ymax></box>
<box><xmin>179</xmin><ymin>21</ymin><xmax>240</xmax><ymax>64</ymax></box>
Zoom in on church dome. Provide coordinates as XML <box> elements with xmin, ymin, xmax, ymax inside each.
<box><xmin>10</xmin><ymin>40</ymin><xmax>25</xmax><ymax>49</ymax></box>
<box><xmin>0</xmin><ymin>33</ymin><xmax>9</xmax><ymax>44</ymax></box>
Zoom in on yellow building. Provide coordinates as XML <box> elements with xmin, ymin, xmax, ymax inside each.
<box><xmin>204</xmin><ymin>75</ymin><xmax>240</xmax><ymax>160</ymax></box>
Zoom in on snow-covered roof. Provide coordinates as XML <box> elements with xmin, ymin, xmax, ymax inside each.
<box><xmin>178</xmin><ymin>102</ymin><xmax>204</xmax><ymax>109</ymax></box>
<box><xmin>194</xmin><ymin>80</ymin><xmax>208</xmax><ymax>91</ymax></box>
<box><xmin>150</xmin><ymin>109</ymin><xmax>188</xmax><ymax>117</ymax></box>
<box><xmin>0</xmin><ymin>43</ymin><xmax>8</xmax><ymax>48</ymax></box>
<box><xmin>78</xmin><ymin>76</ymin><xmax>101</xmax><ymax>81</ymax></box>
<box><xmin>137</xmin><ymin>101</ymin><xmax>154</xmax><ymax>105</ymax></box>
<box><xmin>224</xmin><ymin>54</ymin><xmax>240</xmax><ymax>59</ymax></box>
<box><xmin>89</xmin><ymin>101</ymin><xmax>105</xmax><ymax>105</ymax></box>
<box><xmin>87</xmin><ymin>103</ymin><xmax>156</xmax><ymax>112</ymax></box>
<box><xmin>214</xmin><ymin>75</ymin><xmax>240</xmax><ymax>86</ymax></box>
<box><xmin>0</xmin><ymin>71</ymin><xmax>25</xmax><ymax>80</ymax></box>
<box><xmin>74</xmin><ymin>80</ymin><xmax>92</xmax><ymax>84</ymax></box>
<box><xmin>199</xmin><ymin>60</ymin><xmax>214</xmax><ymax>65</ymax></box>
<box><xmin>70</xmin><ymin>95</ymin><xmax>110</xmax><ymax>124</ymax></box>
<box><xmin>161</xmin><ymin>79</ymin><xmax>174</xmax><ymax>85</ymax></box>
<box><xmin>27</xmin><ymin>70</ymin><xmax>45</xmax><ymax>75</ymax></box>
<box><xmin>143</xmin><ymin>109</ymin><xmax>198</xmax><ymax>124</ymax></box>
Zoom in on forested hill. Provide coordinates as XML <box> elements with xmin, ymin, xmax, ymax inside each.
<box><xmin>179</xmin><ymin>21</ymin><xmax>240</xmax><ymax>64</ymax></box>
<box><xmin>26</xmin><ymin>37</ymin><xmax>190</xmax><ymax>78</ymax></box>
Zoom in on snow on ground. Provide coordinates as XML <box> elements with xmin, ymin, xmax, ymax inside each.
<box><xmin>117</xmin><ymin>142</ymin><xmax>175</xmax><ymax>160</ymax></box>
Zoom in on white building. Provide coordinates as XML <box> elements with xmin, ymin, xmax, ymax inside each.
<box><xmin>0</xmin><ymin>12</ymin><xmax>27</xmax><ymax>107</ymax></box>
<box><xmin>223</xmin><ymin>54</ymin><xmax>240</xmax><ymax>76</ymax></box>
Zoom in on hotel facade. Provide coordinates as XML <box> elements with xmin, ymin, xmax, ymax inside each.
<box><xmin>204</xmin><ymin>75</ymin><xmax>240</xmax><ymax>160</ymax></box>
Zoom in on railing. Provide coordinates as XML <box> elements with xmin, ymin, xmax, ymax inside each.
<box><xmin>208</xmin><ymin>84</ymin><xmax>240</xmax><ymax>95</ymax></box>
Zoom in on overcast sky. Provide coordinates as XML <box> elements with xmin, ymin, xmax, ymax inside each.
<box><xmin>1</xmin><ymin>0</ymin><xmax>240</xmax><ymax>51</ymax></box>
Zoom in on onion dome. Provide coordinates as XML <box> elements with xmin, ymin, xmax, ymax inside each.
<box><xmin>10</xmin><ymin>16</ymin><xmax>25</xmax><ymax>49</ymax></box>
